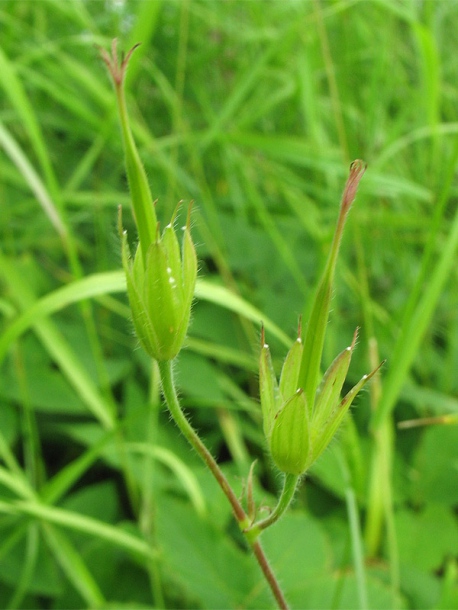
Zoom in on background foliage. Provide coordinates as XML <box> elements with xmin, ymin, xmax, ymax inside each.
<box><xmin>1</xmin><ymin>0</ymin><xmax>458</xmax><ymax>608</ymax></box>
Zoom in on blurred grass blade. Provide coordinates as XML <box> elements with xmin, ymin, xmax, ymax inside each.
<box><xmin>0</xmin><ymin>500</ymin><xmax>156</xmax><ymax>560</ymax></box>
<box><xmin>0</xmin><ymin>45</ymin><xmax>59</xmax><ymax>198</ymax></box>
<box><xmin>343</xmin><ymin>464</ymin><xmax>369</xmax><ymax>610</ymax></box>
<box><xmin>125</xmin><ymin>0</ymin><xmax>163</xmax><ymax>87</ymax></box>
<box><xmin>0</xmin><ymin>272</ymin><xmax>291</xmax><ymax>363</ymax></box>
<box><xmin>0</xmin><ymin>122</ymin><xmax>65</xmax><ymax>236</ymax></box>
<box><xmin>199</xmin><ymin>27</ymin><xmax>295</xmax><ymax>151</ymax></box>
<box><xmin>43</xmin><ymin>525</ymin><xmax>106</xmax><ymax>607</ymax></box>
<box><xmin>0</xmin><ymin>254</ymin><xmax>115</xmax><ymax>429</ymax></box>
<box><xmin>372</xmin><ymin>201</ymin><xmax>458</xmax><ymax>429</ymax></box>
<box><xmin>0</xmin><ymin>466</ymin><xmax>34</xmax><ymax>500</ymax></box>
<box><xmin>128</xmin><ymin>443</ymin><xmax>207</xmax><ymax>517</ymax></box>
<box><xmin>0</xmin><ymin>271</ymin><xmax>127</xmax><ymax>365</ymax></box>
<box><xmin>7</xmin><ymin>524</ymin><xmax>39</xmax><ymax>610</ymax></box>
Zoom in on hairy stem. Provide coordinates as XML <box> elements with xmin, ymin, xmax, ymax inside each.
<box><xmin>158</xmin><ymin>359</ymin><xmax>247</xmax><ymax>525</ymax></box>
<box><xmin>158</xmin><ymin>359</ymin><xmax>289</xmax><ymax>609</ymax></box>
<box><xmin>252</xmin><ymin>539</ymin><xmax>289</xmax><ymax>610</ymax></box>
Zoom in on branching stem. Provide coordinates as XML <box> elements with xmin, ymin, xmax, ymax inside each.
<box><xmin>158</xmin><ymin>359</ymin><xmax>289</xmax><ymax>610</ymax></box>
<box><xmin>246</xmin><ymin>473</ymin><xmax>300</xmax><ymax>538</ymax></box>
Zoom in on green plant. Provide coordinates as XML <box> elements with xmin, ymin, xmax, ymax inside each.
<box><xmin>2</xmin><ymin>3</ymin><xmax>458</xmax><ymax>608</ymax></box>
<box><xmin>100</xmin><ymin>40</ymin><xmax>382</xmax><ymax>609</ymax></box>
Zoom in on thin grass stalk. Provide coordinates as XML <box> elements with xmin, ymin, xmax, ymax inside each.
<box><xmin>337</xmin><ymin>450</ymin><xmax>368</xmax><ymax>610</ymax></box>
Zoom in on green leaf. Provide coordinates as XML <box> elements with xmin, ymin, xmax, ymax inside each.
<box><xmin>0</xmin><ymin>351</ymin><xmax>87</xmax><ymax>416</ymax></box>
<box><xmin>176</xmin><ymin>351</ymin><xmax>226</xmax><ymax>405</ymax></box>
<box><xmin>396</xmin><ymin>505</ymin><xmax>458</xmax><ymax>572</ymax></box>
<box><xmin>156</xmin><ymin>497</ymin><xmax>271</xmax><ymax>609</ymax></box>
<box><xmin>287</xmin><ymin>570</ymin><xmax>407</xmax><ymax>610</ymax></box>
<box><xmin>412</xmin><ymin>424</ymin><xmax>458</xmax><ymax>506</ymax></box>
<box><xmin>261</xmin><ymin>510</ymin><xmax>329</xmax><ymax>585</ymax></box>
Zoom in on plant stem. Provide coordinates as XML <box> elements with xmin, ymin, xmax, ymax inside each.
<box><xmin>100</xmin><ymin>40</ymin><xmax>157</xmax><ymax>260</ymax></box>
<box><xmin>246</xmin><ymin>473</ymin><xmax>299</xmax><ymax>538</ymax></box>
<box><xmin>252</xmin><ymin>539</ymin><xmax>289</xmax><ymax>610</ymax></box>
<box><xmin>157</xmin><ymin>359</ymin><xmax>289</xmax><ymax>610</ymax></box>
<box><xmin>158</xmin><ymin>359</ymin><xmax>248</xmax><ymax>525</ymax></box>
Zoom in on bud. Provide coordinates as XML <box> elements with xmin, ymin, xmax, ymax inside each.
<box><xmin>260</xmin><ymin>328</ymin><xmax>382</xmax><ymax>475</ymax></box>
<box><xmin>258</xmin><ymin>160</ymin><xmax>378</xmax><ymax>476</ymax></box>
<box><xmin>121</xmin><ymin>205</ymin><xmax>197</xmax><ymax>361</ymax></box>
<box><xmin>101</xmin><ymin>41</ymin><xmax>197</xmax><ymax>360</ymax></box>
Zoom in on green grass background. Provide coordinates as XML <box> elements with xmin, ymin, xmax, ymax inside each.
<box><xmin>1</xmin><ymin>0</ymin><xmax>458</xmax><ymax>608</ymax></box>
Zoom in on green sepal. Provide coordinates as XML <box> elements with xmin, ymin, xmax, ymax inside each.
<box><xmin>122</xmin><ymin>236</ymin><xmax>158</xmax><ymax>357</ymax></box>
<box><xmin>169</xmin><ymin>225</ymin><xmax>197</xmax><ymax>357</ymax></box>
<box><xmin>311</xmin><ymin>361</ymin><xmax>383</xmax><ymax>465</ymax></box>
<box><xmin>182</xmin><ymin>223</ymin><xmax>197</xmax><ymax>315</ymax></box>
<box><xmin>162</xmin><ymin>222</ymin><xmax>183</xmax><ymax>298</ymax></box>
<box><xmin>259</xmin><ymin>336</ymin><xmax>281</xmax><ymax>438</ymax></box>
<box><xmin>312</xmin><ymin>329</ymin><xmax>357</xmax><ymax>429</ymax></box>
<box><xmin>279</xmin><ymin>337</ymin><xmax>303</xmax><ymax>401</ymax></box>
<box><xmin>270</xmin><ymin>389</ymin><xmax>309</xmax><ymax>475</ymax></box>
<box><xmin>144</xmin><ymin>238</ymin><xmax>182</xmax><ymax>360</ymax></box>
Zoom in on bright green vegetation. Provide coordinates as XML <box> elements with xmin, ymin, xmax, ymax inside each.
<box><xmin>1</xmin><ymin>1</ymin><xmax>458</xmax><ymax>608</ymax></box>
